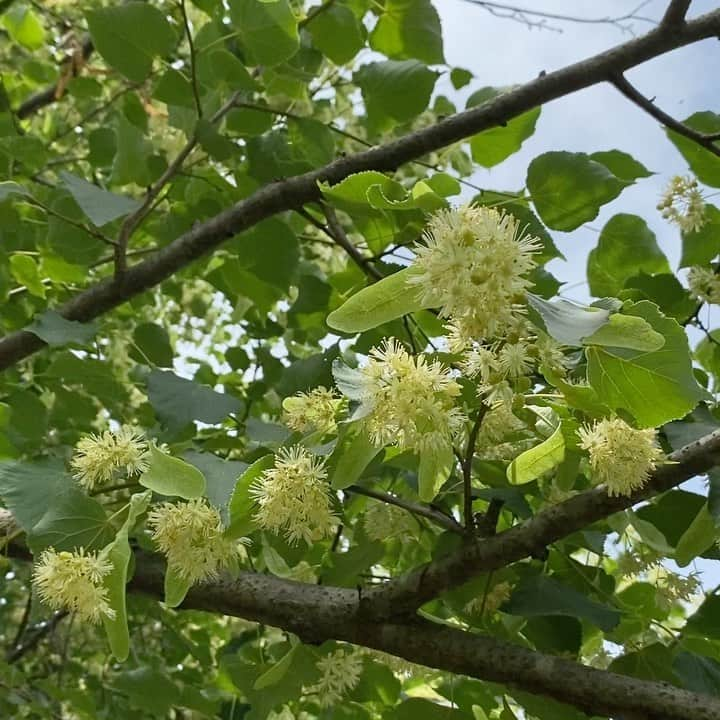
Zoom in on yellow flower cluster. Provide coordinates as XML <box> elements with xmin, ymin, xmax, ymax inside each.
<box><xmin>359</xmin><ymin>339</ymin><xmax>465</xmax><ymax>454</ymax></box>
<box><xmin>407</xmin><ymin>205</ymin><xmax>541</xmax><ymax>349</ymax></box>
<box><xmin>71</xmin><ymin>425</ymin><xmax>149</xmax><ymax>491</ymax></box>
<box><xmin>577</xmin><ymin>417</ymin><xmax>664</xmax><ymax>497</ymax></box>
<box><xmin>465</xmin><ymin>580</ymin><xmax>513</xmax><ymax>616</ymax></box>
<box><xmin>363</xmin><ymin>500</ymin><xmax>418</xmax><ymax>543</ymax></box>
<box><xmin>657</xmin><ymin>175</ymin><xmax>706</xmax><ymax>233</ymax></box>
<box><xmin>282</xmin><ymin>386</ymin><xmax>343</xmax><ymax>435</ymax></box>
<box><xmin>305</xmin><ymin>649</ymin><xmax>363</xmax><ymax>707</ymax></box>
<box><xmin>33</xmin><ymin>548</ymin><xmax>115</xmax><ymax>624</ymax></box>
<box><xmin>687</xmin><ymin>265</ymin><xmax>720</xmax><ymax>304</ymax></box>
<box><xmin>251</xmin><ymin>446</ymin><xmax>337</xmax><ymax>545</ymax></box>
<box><xmin>147</xmin><ymin>498</ymin><xmax>242</xmax><ymax>585</ymax></box>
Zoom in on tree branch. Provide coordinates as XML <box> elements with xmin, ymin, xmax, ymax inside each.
<box><xmin>364</xmin><ymin>429</ymin><xmax>720</xmax><ymax>619</ymax></box>
<box><xmin>2</xmin><ymin>9</ymin><xmax>720</xmax><ymax>369</ymax></box>
<box><xmin>662</xmin><ymin>0</ymin><xmax>693</xmax><ymax>29</ymax></box>
<box><xmin>611</xmin><ymin>72</ymin><xmax>720</xmax><ymax>157</ymax></box>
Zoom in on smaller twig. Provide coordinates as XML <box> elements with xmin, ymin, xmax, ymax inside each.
<box><xmin>27</xmin><ymin>198</ymin><xmax>115</xmax><ymax>246</ymax></box>
<box><xmin>9</xmin><ymin>591</ymin><xmax>33</xmax><ymax>653</ymax></box>
<box><xmin>610</xmin><ymin>73</ymin><xmax>720</xmax><ymax>158</ymax></box>
<box><xmin>661</xmin><ymin>0</ymin><xmax>692</xmax><ymax>29</ymax></box>
<box><xmin>463</xmin><ymin>410</ymin><xmax>486</xmax><ymax>534</ymax></box>
<box><xmin>6</xmin><ymin>611</ymin><xmax>68</xmax><ymax>664</ymax></box>
<box><xmin>476</xmin><ymin>498</ymin><xmax>505</xmax><ymax>537</ymax></box>
<box><xmin>346</xmin><ymin>485</ymin><xmax>464</xmax><ymax>535</ymax></box>
<box><xmin>178</xmin><ymin>0</ymin><xmax>202</xmax><ymax>118</ymax></box>
<box><xmin>322</xmin><ymin>204</ymin><xmax>383</xmax><ymax>280</ymax></box>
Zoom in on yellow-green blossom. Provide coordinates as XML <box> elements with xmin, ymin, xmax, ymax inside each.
<box><xmin>578</xmin><ymin>418</ymin><xmax>663</xmax><ymax>497</ymax></box>
<box><xmin>71</xmin><ymin>425</ymin><xmax>149</xmax><ymax>491</ymax></box>
<box><xmin>148</xmin><ymin>498</ymin><xmax>242</xmax><ymax>584</ymax></box>
<box><xmin>305</xmin><ymin>649</ymin><xmax>363</xmax><ymax>707</ymax></box>
<box><xmin>251</xmin><ymin>446</ymin><xmax>337</xmax><ymax>545</ymax></box>
<box><xmin>687</xmin><ymin>265</ymin><xmax>720</xmax><ymax>304</ymax></box>
<box><xmin>282</xmin><ymin>386</ymin><xmax>342</xmax><ymax>434</ymax></box>
<box><xmin>358</xmin><ymin>339</ymin><xmax>465</xmax><ymax>453</ymax></box>
<box><xmin>657</xmin><ymin>175</ymin><xmax>706</xmax><ymax>233</ymax></box>
<box><xmin>33</xmin><ymin>548</ymin><xmax>114</xmax><ymax>624</ymax></box>
<box><xmin>407</xmin><ymin>205</ymin><xmax>541</xmax><ymax>349</ymax></box>
<box><xmin>363</xmin><ymin>500</ymin><xmax>419</xmax><ymax>543</ymax></box>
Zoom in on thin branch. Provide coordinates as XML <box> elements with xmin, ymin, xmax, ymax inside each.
<box><xmin>463</xmin><ymin>410</ymin><xmax>486</xmax><ymax>533</ymax></box>
<box><xmin>6</xmin><ymin>611</ymin><xmax>68</xmax><ymax>664</ymax></box>
<box><xmin>610</xmin><ymin>72</ymin><xmax>720</xmax><ymax>158</ymax></box>
<box><xmin>662</xmin><ymin>0</ymin><xmax>693</xmax><ymax>28</ymax></box>
<box><xmin>322</xmin><ymin>205</ymin><xmax>383</xmax><ymax>280</ymax></box>
<box><xmin>1</xmin><ymin>9</ymin><xmax>720</xmax><ymax>368</ymax></box>
<box><xmin>178</xmin><ymin>0</ymin><xmax>203</xmax><ymax>118</ymax></box>
<box><xmin>9</xmin><ymin>591</ymin><xmax>33</xmax><ymax>654</ymax></box>
<box><xmin>346</xmin><ymin>485</ymin><xmax>464</xmax><ymax>535</ymax></box>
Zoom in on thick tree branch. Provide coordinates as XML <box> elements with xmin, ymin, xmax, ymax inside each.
<box><xmin>2</xmin><ymin>9</ymin><xmax>720</xmax><ymax>369</ymax></box>
<box><xmin>611</xmin><ymin>72</ymin><xmax>720</xmax><ymax>157</ymax></box>
<box><xmin>364</xmin><ymin>429</ymin><xmax>720</xmax><ymax>619</ymax></box>
<box><xmin>662</xmin><ymin>0</ymin><xmax>693</xmax><ymax>29</ymax></box>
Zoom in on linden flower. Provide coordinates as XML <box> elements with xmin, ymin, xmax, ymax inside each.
<box><xmin>657</xmin><ymin>175</ymin><xmax>706</xmax><ymax>233</ymax></box>
<box><xmin>465</xmin><ymin>580</ymin><xmax>513</xmax><ymax>615</ymax></box>
<box><xmin>282</xmin><ymin>386</ymin><xmax>342</xmax><ymax>435</ymax></box>
<box><xmin>358</xmin><ymin>339</ymin><xmax>465</xmax><ymax>454</ymax></box>
<box><xmin>147</xmin><ymin>498</ymin><xmax>242</xmax><ymax>585</ymax></box>
<box><xmin>71</xmin><ymin>425</ymin><xmax>150</xmax><ymax>491</ymax></box>
<box><xmin>305</xmin><ymin>649</ymin><xmax>363</xmax><ymax>707</ymax></box>
<box><xmin>497</xmin><ymin>340</ymin><xmax>533</xmax><ymax>378</ymax></box>
<box><xmin>407</xmin><ymin>204</ymin><xmax>542</xmax><ymax>349</ymax></box>
<box><xmin>363</xmin><ymin>500</ymin><xmax>418</xmax><ymax>543</ymax></box>
<box><xmin>687</xmin><ymin>265</ymin><xmax>720</xmax><ymax>304</ymax></box>
<box><xmin>577</xmin><ymin>418</ymin><xmax>664</xmax><ymax>497</ymax></box>
<box><xmin>33</xmin><ymin>548</ymin><xmax>115</xmax><ymax>624</ymax></box>
<box><xmin>251</xmin><ymin>446</ymin><xmax>337</xmax><ymax>545</ymax></box>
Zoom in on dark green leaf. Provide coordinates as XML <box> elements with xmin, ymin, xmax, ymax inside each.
<box><xmin>589</xmin><ymin>150</ymin><xmax>653</xmax><ymax>181</ymax></box>
<box><xmin>130</xmin><ymin>323</ymin><xmax>173</xmax><ymax>367</ymax></box>
<box><xmin>680</xmin><ymin>204</ymin><xmax>720</xmax><ymax>268</ymax></box>
<box><xmin>307</xmin><ymin>4</ymin><xmax>365</xmax><ymax>65</ymax></box>
<box><xmin>59</xmin><ymin>172</ymin><xmax>141</xmax><ymax>226</ymax></box>
<box><xmin>185</xmin><ymin>451</ymin><xmax>248</xmax><ymax>524</ymax></box>
<box><xmin>26</xmin><ymin>311</ymin><xmax>97</xmax><ymax>347</ymax></box>
<box><xmin>228</xmin><ymin>0</ymin><xmax>299</xmax><ymax>66</ymax></box>
<box><xmin>673</xmin><ymin>651</ymin><xmax>720</xmax><ymax>697</ymax></box>
<box><xmin>666</xmin><ymin>112</ymin><xmax>720</xmax><ymax>188</ymax></box>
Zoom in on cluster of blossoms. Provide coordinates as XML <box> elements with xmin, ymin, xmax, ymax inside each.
<box><xmin>304</xmin><ymin>648</ymin><xmax>363</xmax><ymax>707</ymax></box>
<box><xmin>474</xmin><ymin>404</ymin><xmax>533</xmax><ymax>461</ymax></box>
<box><xmin>657</xmin><ymin>175</ymin><xmax>706</xmax><ymax>233</ymax></box>
<box><xmin>407</xmin><ymin>204</ymin><xmax>542</xmax><ymax>350</ymax></box>
<box><xmin>251</xmin><ymin>446</ymin><xmax>337</xmax><ymax>544</ymax></box>
<box><xmin>363</xmin><ymin>499</ymin><xmax>418</xmax><ymax>543</ymax></box>
<box><xmin>148</xmin><ymin>498</ymin><xmax>243</xmax><ymax>584</ymax></box>
<box><xmin>282</xmin><ymin>386</ymin><xmax>343</xmax><ymax>435</ymax></box>
<box><xmin>71</xmin><ymin>425</ymin><xmax>149</xmax><ymax>491</ymax></box>
<box><xmin>687</xmin><ymin>265</ymin><xmax>720</xmax><ymax>304</ymax></box>
<box><xmin>577</xmin><ymin>417</ymin><xmax>664</xmax><ymax>497</ymax></box>
<box><xmin>465</xmin><ymin>580</ymin><xmax>513</xmax><ymax>616</ymax></box>
<box><xmin>357</xmin><ymin>339</ymin><xmax>465</xmax><ymax>454</ymax></box>
<box><xmin>33</xmin><ymin>548</ymin><xmax>115</xmax><ymax>624</ymax></box>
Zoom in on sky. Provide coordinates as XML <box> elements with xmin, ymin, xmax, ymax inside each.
<box><xmin>438</xmin><ymin>0</ymin><xmax>720</xmax><ymax>301</ymax></box>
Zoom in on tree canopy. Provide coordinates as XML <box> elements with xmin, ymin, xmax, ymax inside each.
<box><xmin>2</xmin><ymin>1</ymin><xmax>720</xmax><ymax>719</ymax></box>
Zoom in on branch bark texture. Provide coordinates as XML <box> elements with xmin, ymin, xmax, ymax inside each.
<box><xmin>2</xmin><ymin>9</ymin><xmax>720</xmax><ymax>370</ymax></box>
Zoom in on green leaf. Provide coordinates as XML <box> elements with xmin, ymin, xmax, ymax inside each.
<box><xmin>101</xmin><ymin>491</ymin><xmax>152</xmax><ymax>661</ymax></box>
<box><xmin>666</xmin><ymin>112</ymin><xmax>720</xmax><ymax>188</ymax></box>
<box><xmin>527</xmin><ymin>151</ymin><xmax>631</xmax><ymax>231</ymax></box>
<box><xmin>152</xmin><ymin>69</ymin><xmax>195</xmax><ymax>108</ymax></box>
<box><xmin>139</xmin><ymin>446</ymin><xmax>206</xmax><ymax>499</ymax></box>
<box><xmin>319</xmin><ymin>171</ymin><xmax>391</xmax><ymax>207</ymax></box>
<box><xmin>369</xmin><ymin>0</ymin><xmax>444</xmax><ymax>65</ymax></box>
<box><xmin>586</xmin><ymin>301</ymin><xmax>708</xmax><ymax>427</ymax></box>
<box><xmin>622</xmin><ymin>273</ymin><xmax>698</xmax><ymax>323</ymax></box>
<box><xmin>226</xmin><ymin>455</ymin><xmax>275</xmax><ymax>539</ymax></box>
<box><xmin>164</xmin><ymin>566</ymin><xmax>191</xmax><ymax>608</ymax></box>
<box><xmin>26</xmin><ymin>311</ymin><xmax>96</xmax><ymax>348</ymax></box>
<box><xmin>329</xmin><ymin>426</ymin><xmax>381</xmax><ymax>490</ymax></box>
<box><xmin>185</xmin><ymin>451</ymin><xmax>248</xmax><ymax>525</ymax></box>
<box><xmin>467</xmin><ymin>88</ymin><xmax>540</xmax><ymax>168</ymax></box>
<box><xmin>147</xmin><ymin>370</ymin><xmax>243</xmax><ymax>429</ymax></box>
<box><xmin>130</xmin><ymin>323</ymin><xmax>173</xmax><ymax>367</ymax></box>
<box><xmin>307</xmin><ymin>4</ymin><xmax>365</xmax><ymax>65</ymax></box>
<box><xmin>253</xmin><ymin>644</ymin><xmax>298</xmax><ymax>690</ymax></box>
<box><xmin>228</xmin><ymin>0</ymin><xmax>299</xmax><ymax>66</ymax></box>
<box><xmin>59</xmin><ymin>172</ymin><xmax>141</xmax><ymax>227</ymax></box>
<box><xmin>680</xmin><ymin>204</ymin><xmax>720</xmax><ymax>268</ymax></box>
<box><xmin>28</xmin><ymin>488</ymin><xmax>115</xmax><ymax>553</ymax></box>
<box><xmin>87</xmin><ymin>3</ymin><xmax>176</xmax><ymax>83</ymax></box>
<box><xmin>355</xmin><ymin>60</ymin><xmax>438</xmax><ymax>124</ymax></box>
<box><xmin>2</xmin><ymin>5</ymin><xmax>45</xmax><ymax>50</ymax></box>
<box><xmin>10</xmin><ymin>254</ymin><xmax>45</xmax><ymax>298</ymax></box>
<box><xmin>675</xmin><ymin>504</ymin><xmax>719</xmax><ymax>567</ymax></box>
<box><xmin>389</xmin><ymin>698</ymin><xmax>466</xmax><ymax>720</ymax></box>
<box><xmin>527</xmin><ymin>293</ymin><xmax>610</xmax><ymax>346</ymax></box>
<box><xmin>0</xmin><ymin>180</ymin><xmax>29</xmax><ymax>201</ymax></box>
<box><xmin>673</xmin><ymin>651</ymin><xmax>720</xmax><ymax>697</ymax></box>
<box><xmin>327</xmin><ymin>268</ymin><xmax>429</xmax><ymax>332</ymax></box>
<box><xmin>582</xmin><ymin>313</ymin><xmax>665</xmax><ymax>352</ymax></box>
<box><xmin>507</xmin><ymin>424</ymin><xmax>565</xmax><ymax>485</ymax></box>
<box><xmin>628</xmin><ymin>513</ymin><xmax>675</xmax><ymax>556</ymax></box>
<box><xmin>589</xmin><ymin>150</ymin><xmax>653</xmax><ymax>181</ymax></box>
<box><xmin>418</xmin><ymin>441</ymin><xmax>453</xmax><ymax>502</ymax></box>
<box><xmin>0</xmin><ymin>459</ymin><xmax>72</xmax><ymax>531</ymax></box>
<box><xmin>504</xmin><ymin>575</ymin><xmax>621</xmax><ymax>631</ymax></box>
<box><xmin>587</xmin><ymin>214</ymin><xmax>670</xmax><ymax>297</ymax></box>
<box><xmin>110</xmin><ymin>668</ymin><xmax>180</xmax><ymax>715</ymax></box>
